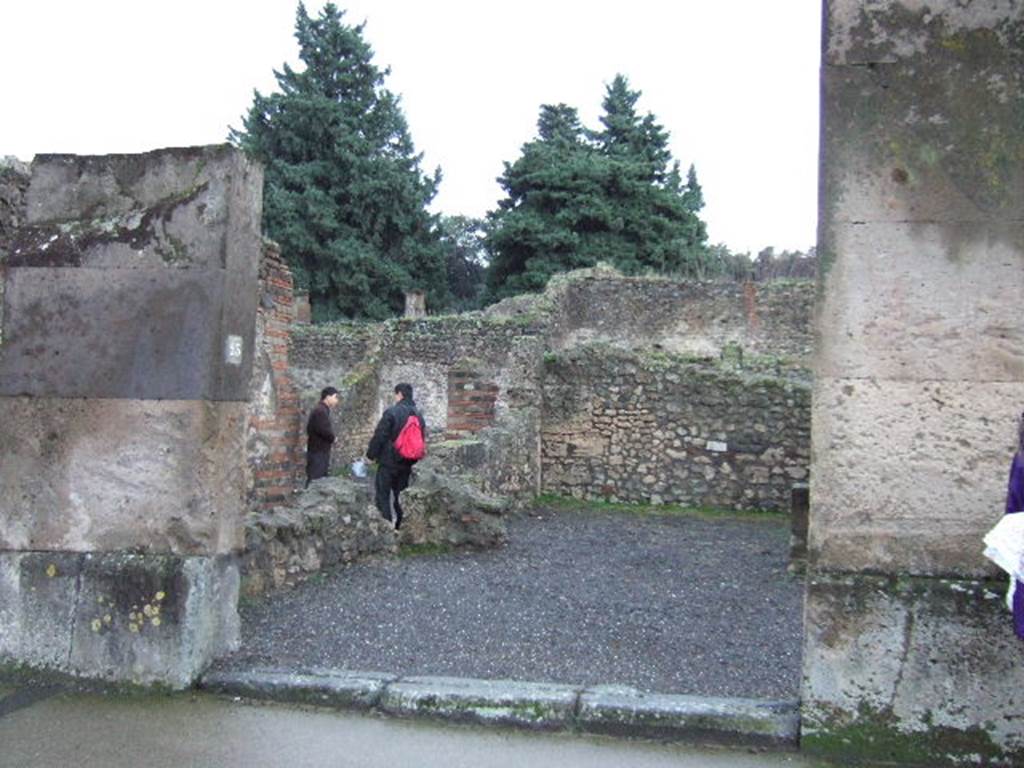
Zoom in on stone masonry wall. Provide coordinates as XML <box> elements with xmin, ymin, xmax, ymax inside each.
<box><xmin>541</xmin><ymin>346</ymin><xmax>810</xmax><ymax>511</ymax></box>
<box><xmin>491</xmin><ymin>265</ymin><xmax>815</xmax><ymax>367</ymax></box>
<box><xmin>0</xmin><ymin>145</ymin><xmax>261</xmax><ymax>687</ymax></box>
<box><xmin>247</xmin><ymin>241</ymin><xmax>303</xmax><ymax>510</ymax></box>
<box><xmin>804</xmin><ymin>2</ymin><xmax>1024</xmax><ymax>765</ymax></box>
<box><xmin>286</xmin><ymin>315</ymin><xmax>547</xmax><ymax>500</ymax></box>
<box><xmin>0</xmin><ymin>157</ymin><xmax>30</xmax><ymax>348</ymax></box>
<box><xmin>278</xmin><ymin>268</ymin><xmax>813</xmax><ymax>508</ymax></box>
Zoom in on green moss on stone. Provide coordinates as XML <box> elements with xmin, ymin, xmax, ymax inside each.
<box><xmin>803</xmin><ymin>701</ymin><xmax>1018</xmax><ymax>767</ymax></box>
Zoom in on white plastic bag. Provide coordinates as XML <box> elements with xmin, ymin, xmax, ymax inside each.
<box><xmin>983</xmin><ymin>513</ymin><xmax>1024</xmax><ymax>582</ymax></box>
<box><xmin>351</xmin><ymin>459</ymin><xmax>368</xmax><ymax>478</ymax></box>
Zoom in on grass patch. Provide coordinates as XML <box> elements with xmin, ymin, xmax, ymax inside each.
<box><xmin>398</xmin><ymin>542</ymin><xmax>453</xmax><ymax>558</ymax></box>
<box><xmin>531</xmin><ymin>493</ymin><xmax>786</xmax><ymax>522</ymax></box>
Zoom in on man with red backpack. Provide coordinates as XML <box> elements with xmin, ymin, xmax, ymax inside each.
<box><xmin>367</xmin><ymin>382</ymin><xmax>426</xmax><ymax>529</ymax></box>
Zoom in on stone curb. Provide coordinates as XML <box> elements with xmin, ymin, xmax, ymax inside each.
<box><xmin>576</xmin><ymin>685</ymin><xmax>800</xmax><ymax>747</ymax></box>
<box><xmin>199</xmin><ymin>668</ymin><xmax>800</xmax><ymax>747</ymax></box>
<box><xmin>379</xmin><ymin>675</ymin><xmax>579</xmax><ymax>731</ymax></box>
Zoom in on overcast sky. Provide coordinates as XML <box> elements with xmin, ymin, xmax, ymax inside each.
<box><xmin>1</xmin><ymin>1</ymin><xmax>821</xmax><ymax>255</ymax></box>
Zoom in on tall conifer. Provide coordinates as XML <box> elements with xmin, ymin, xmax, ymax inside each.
<box><xmin>486</xmin><ymin>75</ymin><xmax>709</xmax><ymax>300</ymax></box>
<box><xmin>231</xmin><ymin>2</ymin><xmax>448</xmax><ymax>320</ymax></box>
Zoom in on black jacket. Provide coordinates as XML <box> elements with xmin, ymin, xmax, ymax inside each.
<box><xmin>367</xmin><ymin>398</ymin><xmax>425</xmax><ymax>467</ymax></box>
<box><xmin>306</xmin><ymin>401</ymin><xmax>335</xmax><ymax>454</ymax></box>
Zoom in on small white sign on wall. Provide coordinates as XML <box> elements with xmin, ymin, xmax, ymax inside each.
<box><xmin>225</xmin><ymin>335</ymin><xmax>244</xmax><ymax>366</ymax></box>
<box><xmin>706</xmin><ymin>440</ymin><xmax>728</xmax><ymax>453</ymax></box>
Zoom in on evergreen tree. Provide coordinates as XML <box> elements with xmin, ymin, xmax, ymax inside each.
<box><xmin>231</xmin><ymin>2</ymin><xmax>448</xmax><ymax>320</ymax></box>
<box><xmin>485</xmin><ymin>104</ymin><xmax>610</xmax><ymax>298</ymax></box>
<box><xmin>439</xmin><ymin>215</ymin><xmax>487</xmax><ymax>312</ymax></box>
<box><xmin>485</xmin><ymin>76</ymin><xmax>709</xmax><ymax>300</ymax></box>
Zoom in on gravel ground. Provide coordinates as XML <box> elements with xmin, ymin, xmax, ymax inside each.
<box><xmin>213</xmin><ymin>506</ymin><xmax>805</xmax><ymax>700</ymax></box>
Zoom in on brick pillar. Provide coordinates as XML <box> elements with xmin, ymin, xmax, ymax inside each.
<box><xmin>446</xmin><ymin>368</ymin><xmax>499</xmax><ymax>437</ymax></box>
<box><xmin>248</xmin><ymin>242</ymin><xmax>303</xmax><ymax>509</ymax></box>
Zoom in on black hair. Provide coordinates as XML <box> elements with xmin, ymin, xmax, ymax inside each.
<box><xmin>320</xmin><ymin>386</ymin><xmax>339</xmax><ymax>401</ymax></box>
<box><xmin>394</xmin><ymin>383</ymin><xmax>413</xmax><ymax>401</ymax></box>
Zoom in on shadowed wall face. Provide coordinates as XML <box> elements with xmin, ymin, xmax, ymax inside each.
<box><xmin>805</xmin><ymin>2</ymin><xmax>1024</xmax><ymax>764</ymax></box>
<box><xmin>0</xmin><ymin>146</ymin><xmax>262</xmax><ymax>686</ymax></box>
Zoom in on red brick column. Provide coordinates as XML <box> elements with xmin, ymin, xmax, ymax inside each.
<box><xmin>446</xmin><ymin>368</ymin><xmax>499</xmax><ymax>437</ymax></box>
<box><xmin>249</xmin><ymin>243</ymin><xmax>302</xmax><ymax>509</ymax></box>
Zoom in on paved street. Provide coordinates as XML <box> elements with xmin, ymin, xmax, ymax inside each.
<box><xmin>0</xmin><ymin>687</ymin><xmax>833</xmax><ymax>768</ymax></box>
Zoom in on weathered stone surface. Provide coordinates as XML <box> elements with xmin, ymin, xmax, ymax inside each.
<box><xmin>0</xmin><ymin>156</ymin><xmax>29</xmax><ymax>261</ymax></box>
<box><xmin>542</xmin><ymin>345</ymin><xmax>810</xmax><ymax>511</ymax></box>
<box><xmin>821</xmin><ymin>7</ymin><xmax>1024</xmax><ymax>227</ymax></box>
<box><xmin>0</xmin><ymin>551</ymin><xmax>239</xmax><ymax>688</ymax></box>
<box><xmin>809</xmin><ymin>2</ymin><xmax>1024</xmax><ymax>762</ymax></box>
<box><xmin>802</xmin><ymin>574</ymin><xmax>1024</xmax><ymax>766</ymax></box>
<box><xmin>0</xmin><ymin>145</ymin><xmax>262</xmax><ymax>401</ymax></box>
<box><xmin>398</xmin><ymin>463</ymin><xmax>508</xmax><ymax>548</ymax></box>
<box><xmin>201</xmin><ymin>667</ymin><xmax>396</xmax><ymax>709</ymax></box>
<box><xmin>810</xmin><ymin>378</ymin><xmax>1020</xmax><ymax>576</ymax></box>
<box><xmin>241</xmin><ymin>471</ymin><xmax>508</xmax><ymax>596</ymax></box>
<box><xmin>817</xmin><ymin>222</ymin><xmax>1024</xmax><ymax>383</ymax></box>
<box><xmin>0</xmin><ymin>398</ymin><xmax>248</xmax><ymax>555</ymax></box>
<box><xmin>379</xmin><ymin>676</ymin><xmax>579</xmax><ymax>730</ymax></box>
<box><xmin>577</xmin><ymin>685</ymin><xmax>800</xmax><ymax>747</ymax></box>
<box><xmin>241</xmin><ymin>477</ymin><xmax>396</xmax><ymax>595</ymax></box>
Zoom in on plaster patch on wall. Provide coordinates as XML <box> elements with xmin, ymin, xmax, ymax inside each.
<box><xmin>378</xmin><ymin>362</ymin><xmax>447</xmax><ymax>432</ymax></box>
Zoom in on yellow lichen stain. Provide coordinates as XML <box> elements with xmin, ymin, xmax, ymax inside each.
<box><xmin>128</xmin><ymin>612</ymin><xmax>139</xmax><ymax>622</ymax></box>
<box><xmin>91</xmin><ymin>618</ymin><xmax>102</xmax><ymax>632</ymax></box>
<box><xmin>155</xmin><ymin>591</ymin><xmax>166</xmax><ymax>602</ymax></box>
<box><xmin>45</xmin><ymin>564</ymin><xmax>57</xmax><ymax>578</ymax></box>
<box><xmin>97</xmin><ymin>596</ymin><xmax>105</xmax><ymax>605</ymax></box>
<box><xmin>143</xmin><ymin>604</ymin><xmax>154</xmax><ymax>618</ymax></box>
<box><xmin>940</xmin><ymin>36</ymin><xmax>966</xmax><ymax>53</ymax></box>
<box><xmin>103</xmin><ymin>614</ymin><xmax>112</xmax><ymax>626</ymax></box>
<box><xmin>151</xmin><ymin>617</ymin><xmax>161</xmax><ymax>627</ymax></box>
<box><xmin>128</xmin><ymin>623</ymin><xmax>140</xmax><ymax>634</ymax></box>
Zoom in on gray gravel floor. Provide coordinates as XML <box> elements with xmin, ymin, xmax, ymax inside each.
<box><xmin>214</xmin><ymin>506</ymin><xmax>804</xmax><ymax>700</ymax></box>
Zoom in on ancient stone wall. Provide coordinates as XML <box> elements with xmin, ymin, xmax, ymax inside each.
<box><xmin>247</xmin><ymin>241</ymin><xmax>303</xmax><ymax>509</ymax></box>
<box><xmin>541</xmin><ymin>346</ymin><xmax>810</xmax><ymax>511</ymax></box>
<box><xmin>288</xmin><ymin>314</ymin><xmax>547</xmax><ymax>500</ymax></box>
<box><xmin>543</xmin><ymin>271</ymin><xmax>814</xmax><ymax>364</ymax></box>
<box><xmin>0</xmin><ymin>157</ymin><xmax>30</xmax><ymax>348</ymax></box>
<box><xmin>0</xmin><ymin>146</ymin><xmax>262</xmax><ymax>687</ymax></box>
<box><xmin>805</xmin><ymin>2</ymin><xmax>1024</xmax><ymax>764</ymax></box>
<box><xmin>280</xmin><ymin>269</ymin><xmax>813</xmax><ymax>510</ymax></box>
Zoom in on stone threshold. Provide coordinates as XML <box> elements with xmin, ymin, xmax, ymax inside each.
<box><xmin>199</xmin><ymin>668</ymin><xmax>799</xmax><ymax>748</ymax></box>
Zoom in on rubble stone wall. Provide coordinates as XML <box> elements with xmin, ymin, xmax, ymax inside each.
<box><xmin>541</xmin><ymin>346</ymin><xmax>810</xmax><ymax>511</ymax></box>
<box><xmin>280</xmin><ymin>269</ymin><xmax>813</xmax><ymax>509</ymax></box>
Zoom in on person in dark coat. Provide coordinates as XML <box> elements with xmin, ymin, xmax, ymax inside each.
<box><xmin>305</xmin><ymin>386</ymin><xmax>339</xmax><ymax>486</ymax></box>
<box><xmin>1004</xmin><ymin>412</ymin><xmax>1024</xmax><ymax>639</ymax></box>
<box><xmin>367</xmin><ymin>382</ymin><xmax>425</xmax><ymax>529</ymax></box>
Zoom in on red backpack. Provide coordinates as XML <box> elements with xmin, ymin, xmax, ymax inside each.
<box><xmin>394</xmin><ymin>414</ymin><xmax>426</xmax><ymax>461</ymax></box>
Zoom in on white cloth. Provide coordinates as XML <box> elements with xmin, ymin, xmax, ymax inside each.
<box><xmin>983</xmin><ymin>512</ymin><xmax>1024</xmax><ymax>583</ymax></box>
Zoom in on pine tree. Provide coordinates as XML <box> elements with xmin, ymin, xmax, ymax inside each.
<box><xmin>485</xmin><ymin>76</ymin><xmax>709</xmax><ymax>300</ymax></box>
<box><xmin>485</xmin><ymin>104</ymin><xmax>610</xmax><ymax>299</ymax></box>
<box><xmin>439</xmin><ymin>215</ymin><xmax>487</xmax><ymax>312</ymax></box>
<box><xmin>231</xmin><ymin>2</ymin><xmax>448</xmax><ymax>320</ymax></box>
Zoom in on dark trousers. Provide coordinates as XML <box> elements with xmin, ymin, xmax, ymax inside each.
<box><xmin>306</xmin><ymin>451</ymin><xmax>330</xmax><ymax>487</ymax></box>
<box><xmin>375</xmin><ymin>463</ymin><xmax>412</xmax><ymax>528</ymax></box>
